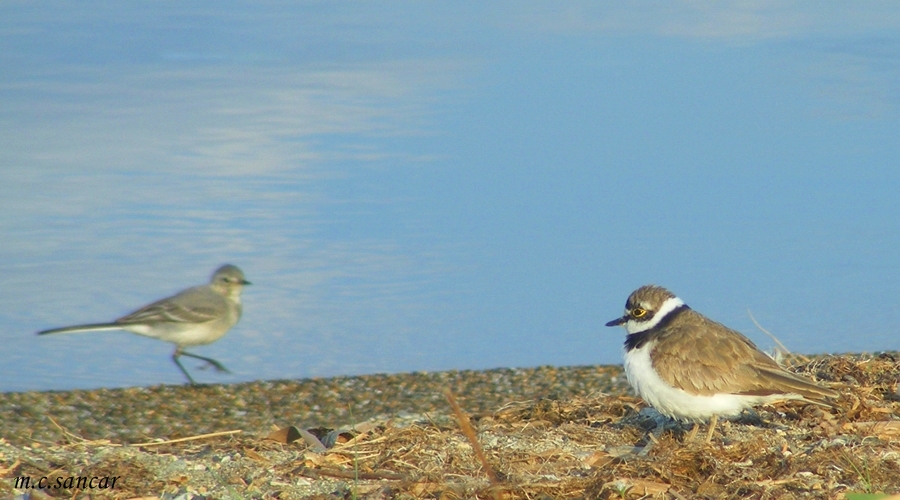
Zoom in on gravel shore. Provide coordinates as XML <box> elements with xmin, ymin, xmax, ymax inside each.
<box><xmin>0</xmin><ymin>365</ymin><xmax>629</xmax><ymax>447</ymax></box>
<box><xmin>3</xmin><ymin>356</ymin><xmax>899</xmax><ymax>499</ymax></box>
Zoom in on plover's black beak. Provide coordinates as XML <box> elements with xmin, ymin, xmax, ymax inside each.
<box><xmin>605</xmin><ymin>316</ymin><xmax>626</xmax><ymax>327</ymax></box>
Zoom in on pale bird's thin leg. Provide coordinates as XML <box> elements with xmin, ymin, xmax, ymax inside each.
<box><xmin>180</xmin><ymin>351</ymin><xmax>231</xmax><ymax>373</ymax></box>
<box><xmin>172</xmin><ymin>348</ymin><xmax>230</xmax><ymax>385</ymax></box>
<box><xmin>172</xmin><ymin>348</ymin><xmax>198</xmax><ymax>385</ymax></box>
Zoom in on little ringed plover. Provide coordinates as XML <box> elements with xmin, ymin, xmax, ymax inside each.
<box><xmin>606</xmin><ymin>285</ymin><xmax>837</xmax><ymax>441</ymax></box>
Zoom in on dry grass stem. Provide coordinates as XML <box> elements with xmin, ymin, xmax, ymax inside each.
<box><xmin>443</xmin><ymin>387</ymin><xmax>502</xmax><ymax>487</ymax></box>
<box><xmin>748</xmin><ymin>308</ymin><xmax>810</xmax><ymax>362</ymax></box>
<box><xmin>131</xmin><ymin>429</ymin><xmax>242</xmax><ymax>447</ymax></box>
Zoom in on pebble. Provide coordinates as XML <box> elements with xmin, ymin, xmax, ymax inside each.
<box><xmin>0</xmin><ymin>365</ymin><xmax>628</xmax><ymax>445</ymax></box>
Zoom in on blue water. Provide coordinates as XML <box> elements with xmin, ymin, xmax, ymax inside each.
<box><xmin>2</xmin><ymin>3</ymin><xmax>900</xmax><ymax>391</ymax></box>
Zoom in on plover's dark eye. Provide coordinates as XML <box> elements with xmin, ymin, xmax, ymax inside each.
<box><xmin>631</xmin><ymin>308</ymin><xmax>647</xmax><ymax>318</ymax></box>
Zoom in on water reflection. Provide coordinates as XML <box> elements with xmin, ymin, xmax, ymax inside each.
<box><xmin>2</xmin><ymin>3</ymin><xmax>900</xmax><ymax>392</ymax></box>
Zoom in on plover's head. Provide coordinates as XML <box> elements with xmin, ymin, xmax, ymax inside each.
<box><xmin>605</xmin><ymin>285</ymin><xmax>685</xmax><ymax>335</ymax></box>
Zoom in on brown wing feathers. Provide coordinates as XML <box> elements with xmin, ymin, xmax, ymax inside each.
<box><xmin>651</xmin><ymin>309</ymin><xmax>836</xmax><ymax>401</ymax></box>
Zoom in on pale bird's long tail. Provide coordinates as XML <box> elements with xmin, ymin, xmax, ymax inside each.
<box><xmin>38</xmin><ymin>323</ymin><xmax>126</xmax><ymax>335</ymax></box>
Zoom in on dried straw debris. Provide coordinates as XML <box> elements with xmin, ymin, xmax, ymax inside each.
<box><xmin>1</xmin><ymin>354</ymin><xmax>900</xmax><ymax>499</ymax></box>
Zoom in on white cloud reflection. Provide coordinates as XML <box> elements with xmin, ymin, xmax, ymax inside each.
<box><xmin>0</xmin><ymin>4</ymin><xmax>474</xmax><ymax>389</ymax></box>
<box><xmin>504</xmin><ymin>2</ymin><xmax>900</xmax><ymax>41</ymax></box>
<box><xmin>2</xmin><ymin>2</ymin><xmax>900</xmax><ymax>391</ymax></box>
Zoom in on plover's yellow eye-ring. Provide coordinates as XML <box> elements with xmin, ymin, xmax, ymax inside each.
<box><xmin>631</xmin><ymin>308</ymin><xmax>647</xmax><ymax>318</ymax></box>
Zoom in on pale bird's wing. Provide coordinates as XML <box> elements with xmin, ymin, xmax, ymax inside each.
<box><xmin>652</xmin><ymin>312</ymin><xmax>837</xmax><ymax>401</ymax></box>
<box><xmin>115</xmin><ymin>285</ymin><xmax>224</xmax><ymax>326</ymax></box>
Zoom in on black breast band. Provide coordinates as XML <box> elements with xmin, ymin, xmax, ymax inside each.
<box><xmin>623</xmin><ymin>304</ymin><xmax>690</xmax><ymax>351</ymax></box>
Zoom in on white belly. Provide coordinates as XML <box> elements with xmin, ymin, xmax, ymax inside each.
<box><xmin>623</xmin><ymin>342</ymin><xmax>776</xmax><ymax>422</ymax></box>
<box><xmin>123</xmin><ymin>319</ymin><xmax>232</xmax><ymax>347</ymax></box>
